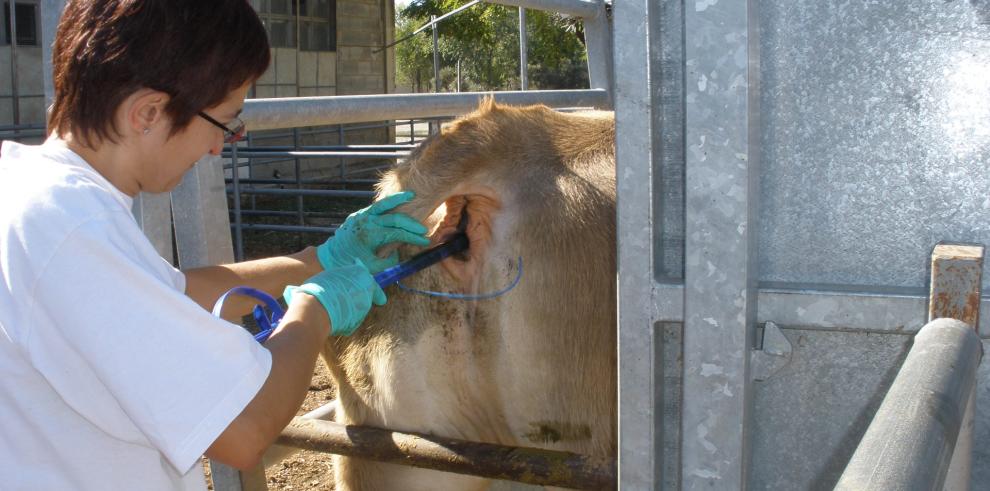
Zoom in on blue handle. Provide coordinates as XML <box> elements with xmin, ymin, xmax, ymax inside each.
<box><xmin>213</xmin><ymin>234</ymin><xmax>469</xmax><ymax>344</ymax></box>
<box><xmin>211</xmin><ymin>286</ymin><xmax>285</xmax><ymax>343</ymax></box>
<box><xmin>373</xmin><ymin>233</ymin><xmax>469</xmax><ymax>288</ymax></box>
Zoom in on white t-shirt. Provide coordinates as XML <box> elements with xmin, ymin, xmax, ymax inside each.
<box><xmin>0</xmin><ymin>139</ymin><xmax>272</xmax><ymax>490</ymax></box>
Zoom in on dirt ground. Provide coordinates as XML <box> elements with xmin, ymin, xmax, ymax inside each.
<box><xmin>203</xmin><ymin>360</ymin><xmax>338</xmax><ymax>490</ymax></box>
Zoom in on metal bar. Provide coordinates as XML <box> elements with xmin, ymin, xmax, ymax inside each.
<box><xmin>224</xmin><ymin>144</ymin><xmax>415</xmax><ymax>151</ymax></box>
<box><xmin>431</xmin><ymin>15</ymin><xmax>440</xmax><ymax>93</ymax></box>
<box><xmin>292</xmin><ymin>128</ymin><xmax>304</xmax><ymax>231</ymax></box>
<box><xmin>581</xmin><ymin>0</ymin><xmax>613</xmax><ymax>103</ymax></box>
<box><xmin>374</xmin><ymin>0</ymin><xmax>482</xmax><ymax>53</ymax></box>
<box><xmin>834</xmin><ymin>318</ymin><xmax>982</xmax><ymax>491</ymax></box>
<box><xmin>222</xmin><ymin>151</ymin><xmax>408</xmax><ymax>158</ymax></box>
<box><xmin>8</xmin><ymin>0</ymin><xmax>19</xmax><ymax>125</ymax></box>
<box><xmin>680</xmin><ymin>0</ymin><xmax>757</xmax><ymax>486</ymax></box>
<box><xmin>262</xmin><ymin>401</ymin><xmax>339</xmax><ymax>469</ymax></box>
<box><xmin>209</xmin><ymin>462</ymin><xmax>267</xmax><ymax>491</ymax></box>
<box><xmin>226</xmin><ymin>188</ymin><xmax>375</xmax><ymax>198</ymax></box>
<box><xmin>929</xmin><ymin>244</ymin><xmax>985</xmax><ymax>329</ymax></box>
<box><xmin>337</xmin><ymin>124</ymin><xmax>345</xmax><ymax>181</ymax></box>
<box><xmin>613</xmin><ymin>0</ymin><xmax>663</xmax><ymax>484</ymax></box>
<box><xmin>233</xmin><ymin>223</ymin><xmax>336</xmax><ymax>234</ymax></box>
<box><xmin>275</xmin><ymin>418</ymin><xmax>617</xmax><ymax>489</ymax></box>
<box><xmin>519</xmin><ymin>7</ymin><xmax>528</xmax><ymax>90</ymax></box>
<box><xmin>241</xmin><ymin>90</ymin><xmax>610</xmax><ymax>130</ymax></box>
<box><xmin>230</xmin><ymin>145</ymin><xmax>244</xmax><ymax>261</ymax></box>
<box><xmin>41</xmin><ymin>1</ymin><xmax>65</xmax><ymax>117</ymax></box>
<box><xmin>170</xmin><ymin>154</ymin><xmax>236</xmax><ymax>268</ymax></box>
<box><xmin>929</xmin><ymin>243</ymin><xmax>983</xmax><ymax>491</ymax></box>
<box><xmin>231</xmin><ymin>209</ymin><xmax>342</xmax><ymax>219</ymax></box>
<box><xmin>131</xmin><ymin>193</ymin><xmax>175</xmax><ymax>263</ymax></box>
<box><xmin>223</xmin><ymin>178</ymin><xmax>378</xmax><ymax>186</ymax></box>
<box><xmin>489</xmin><ymin>0</ymin><xmax>602</xmax><ymax>19</ymax></box>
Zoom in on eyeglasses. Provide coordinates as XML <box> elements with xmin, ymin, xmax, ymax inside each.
<box><xmin>198</xmin><ymin>111</ymin><xmax>246</xmax><ymax>144</ymax></box>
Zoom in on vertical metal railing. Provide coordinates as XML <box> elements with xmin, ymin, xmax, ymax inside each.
<box><xmin>7</xmin><ymin>1</ymin><xmax>20</xmax><ymax>126</ymax></box>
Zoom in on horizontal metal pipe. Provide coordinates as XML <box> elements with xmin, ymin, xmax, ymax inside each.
<box><xmin>223</xmin><ymin>178</ymin><xmax>378</xmax><ymax>186</ymax></box>
<box><xmin>242</xmin><ymin>90</ymin><xmax>609</xmax><ymax>131</ymax></box>
<box><xmin>232</xmin><ymin>223</ymin><xmax>337</xmax><ymax>234</ymax></box>
<box><xmin>275</xmin><ymin>418</ymin><xmax>616</xmax><ymax>489</ymax></box>
<box><xmin>226</xmin><ymin>151</ymin><xmax>408</xmax><ymax>159</ymax></box>
<box><xmin>489</xmin><ymin>0</ymin><xmax>602</xmax><ymax>19</ymax></box>
<box><xmin>263</xmin><ymin>401</ymin><xmax>339</xmax><ymax>468</ymax></box>
<box><xmin>226</xmin><ymin>144</ymin><xmax>415</xmax><ymax>151</ymax></box>
<box><xmin>224</xmin><ymin>188</ymin><xmax>375</xmax><ymax>198</ymax></box>
<box><xmin>230</xmin><ymin>209</ymin><xmax>341</xmax><ymax>219</ymax></box>
<box><xmin>835</xmin><ymin>318</ymin><xmax>982</xmax><ymax>491</ymax></box>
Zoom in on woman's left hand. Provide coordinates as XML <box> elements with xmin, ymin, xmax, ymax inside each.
<box><xmin>317</xmin><ymin>191</ymin><xmax>430</xmax><ymax>274</ymax></box>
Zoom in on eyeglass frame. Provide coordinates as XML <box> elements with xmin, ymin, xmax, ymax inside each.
<box><xmin>198</xmin><ymin>111</ymin><xmax>246</xmax><ymax>144</ymax></box>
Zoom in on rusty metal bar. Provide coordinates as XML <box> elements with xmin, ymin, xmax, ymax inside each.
<box><xmin>928</xmin><ymin>243</ymin><xmax>985</xmax><ymax>329</ymax></box>
<box><xmin>275</xmin><ymin>418</ymin><xmax>616</xmax><ymax>490</ymax></box>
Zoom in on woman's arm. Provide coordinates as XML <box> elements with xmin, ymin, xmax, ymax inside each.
<box><xmin>182</xmin><ymin>247</ymin><xmax>322</xmax><ymax>320</ymax></box>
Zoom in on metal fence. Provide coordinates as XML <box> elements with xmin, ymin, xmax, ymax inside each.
<box><xmin>28</xmin><ymin>0</ymin><xmax>990</xmax><ymax>489</ymax></box>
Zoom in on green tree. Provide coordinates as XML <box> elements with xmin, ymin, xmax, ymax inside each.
<box><xmin>395</xmin><ymin>0</ymin><xmax>588</xmax><ymax>92</ymax></box>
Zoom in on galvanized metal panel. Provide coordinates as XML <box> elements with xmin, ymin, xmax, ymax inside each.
<box><xmin>758</xmin><ymin>0</ymin><xmax>990</xmax><ymax>292</ymax></box>
<box><xmin>681</xmin><ymin>0</ymin><xmax>758</xmax><ymax>487</ymax></box>
<box><xmin>614</xmin><ymin>0</ymin><xmax>663</xmax><ymax>486</ymax></box>
<box><xmin>749</xmin><ymin>326</ymin><xmax>914</xmax><ymax>490</ymax></box>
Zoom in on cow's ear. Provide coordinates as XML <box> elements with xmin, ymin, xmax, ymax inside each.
<box><xmin>428</xmin><ymin>193</ymin><xmax>500</xmax><ymax>292</ymax></box>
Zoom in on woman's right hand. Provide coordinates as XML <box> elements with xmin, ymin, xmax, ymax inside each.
<box><xmin>283</xmin><ymin>260</ymin><xmax>386</xmax><ymax>336</ymax></box>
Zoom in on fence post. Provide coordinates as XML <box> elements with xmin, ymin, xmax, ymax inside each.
<box><xmin>929</xmin><ymin>243</ymin><xmax>984</xmax><ymax>491</ymax></box>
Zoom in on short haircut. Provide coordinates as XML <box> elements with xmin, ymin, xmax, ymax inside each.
<box><xmin>49</xmin><ymin>0</ymin><xmax>271</xmax><ymax>146</ymax></box>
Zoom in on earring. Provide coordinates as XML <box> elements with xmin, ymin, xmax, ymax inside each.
<box><xmin>143</xmin><ymin>128</ymin><xmax>150</xmax><ymax>135</ymax></box>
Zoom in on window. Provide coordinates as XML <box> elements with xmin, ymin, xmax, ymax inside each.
<box><xmin>3</xmin><ymin>2</ymin><xmax>38</xmax><ymax>46</ymax></box>
<box><xmin>258</xmin><ymin>0</ymin><xmax>335</xmax><ymax>51</ymax></box>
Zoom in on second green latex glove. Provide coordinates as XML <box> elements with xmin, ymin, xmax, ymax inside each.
<box><xmin>284</xmin><ymin>261</ymin><xmax>387</xmax><ymax>336</ymax></box>
<box><xmin>318</xmin><ymin>191</ymin><xmax>430</xmax><ymax>274</ymax></box>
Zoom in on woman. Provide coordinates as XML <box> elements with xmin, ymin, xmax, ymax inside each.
<box><xmin>0</xmin><ymin>1</ymin><xmax>427</xmax><ymax>489</ymax></box>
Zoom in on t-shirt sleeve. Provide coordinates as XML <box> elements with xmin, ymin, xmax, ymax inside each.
<box><xmin>24</xmin><ymin>212</ymin><xmax>272</xmax><ymax>473</ymax></box>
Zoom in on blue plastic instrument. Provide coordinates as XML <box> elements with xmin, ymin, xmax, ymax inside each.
<box><xmin>373</xmin><ymin>233</ymin><xmax>469</xmax><ymax>288</ymax></box>
<box><xmin>212</xmin><ymin>233</ymin><xmax>470</xmax><ymax>343</ymax></box>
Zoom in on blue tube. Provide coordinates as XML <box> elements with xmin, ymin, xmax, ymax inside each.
<box><xmin>373</xmin><ymin>233</ymin><xmax>469</xmax><ymax>288</ymax></box>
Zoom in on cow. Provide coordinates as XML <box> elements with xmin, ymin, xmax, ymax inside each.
<box><xmin>320</xmin><ymin>99</ymin><xmax>617</xmax><ymax>490</ymax></box>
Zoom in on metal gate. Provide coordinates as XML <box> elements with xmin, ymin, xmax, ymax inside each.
<box><xmin>35</xmin><ymin>0</ymin><xmax>990</xmax><ymax>489</ymax></box>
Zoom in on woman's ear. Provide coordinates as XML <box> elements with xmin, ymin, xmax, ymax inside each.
<box><xmin>126</xmin><ymin>89</ymin><xmax>170</xmax><ymax>136</ymax></box>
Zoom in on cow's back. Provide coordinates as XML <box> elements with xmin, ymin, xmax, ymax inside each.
<box><xmin>322</xmin><ymin>102</ymin><xmax>616</xmax><ymax>490</ymax></box>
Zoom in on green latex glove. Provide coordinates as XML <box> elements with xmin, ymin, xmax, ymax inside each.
<box><xmin>284</xmin><ymin>261</ymin><xmax>387</xmax><ymax>336</ymax></box>
<box><xmin>318</xmin><ymin>191</ymin><xmax>430</xmax><ymax>274</ymax></box>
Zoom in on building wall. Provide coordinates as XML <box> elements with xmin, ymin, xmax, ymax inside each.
<box><xmin>0</xmin><ymin>0</ymin><xmax>397</xmax><ymax>159</ymax></box>
<box><xmin>0</xmin><ymin>45</ymin><xmax>46</xmax><ymax>136</ymax></box>
<box><xmin>250</xmin><ymin>0</ymin><xmax>397</xmax><ymax>180</ymax></box>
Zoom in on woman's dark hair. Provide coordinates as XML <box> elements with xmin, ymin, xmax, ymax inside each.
<box><xmin>49</xmin><ymin>0</ymin><xmax>270</xmax><ymax>145</ymax></box>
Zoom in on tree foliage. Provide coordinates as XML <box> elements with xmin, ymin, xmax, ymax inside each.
<box><xmin>394</xmin><ymin>0</ymin><xmax>589</xmax><ymax>92</ymax></box>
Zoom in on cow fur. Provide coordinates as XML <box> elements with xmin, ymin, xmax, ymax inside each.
<box><xmin>321</xmin><ymin>100</ymin><xmax>616</xmax><ymax>490</ymax></box>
